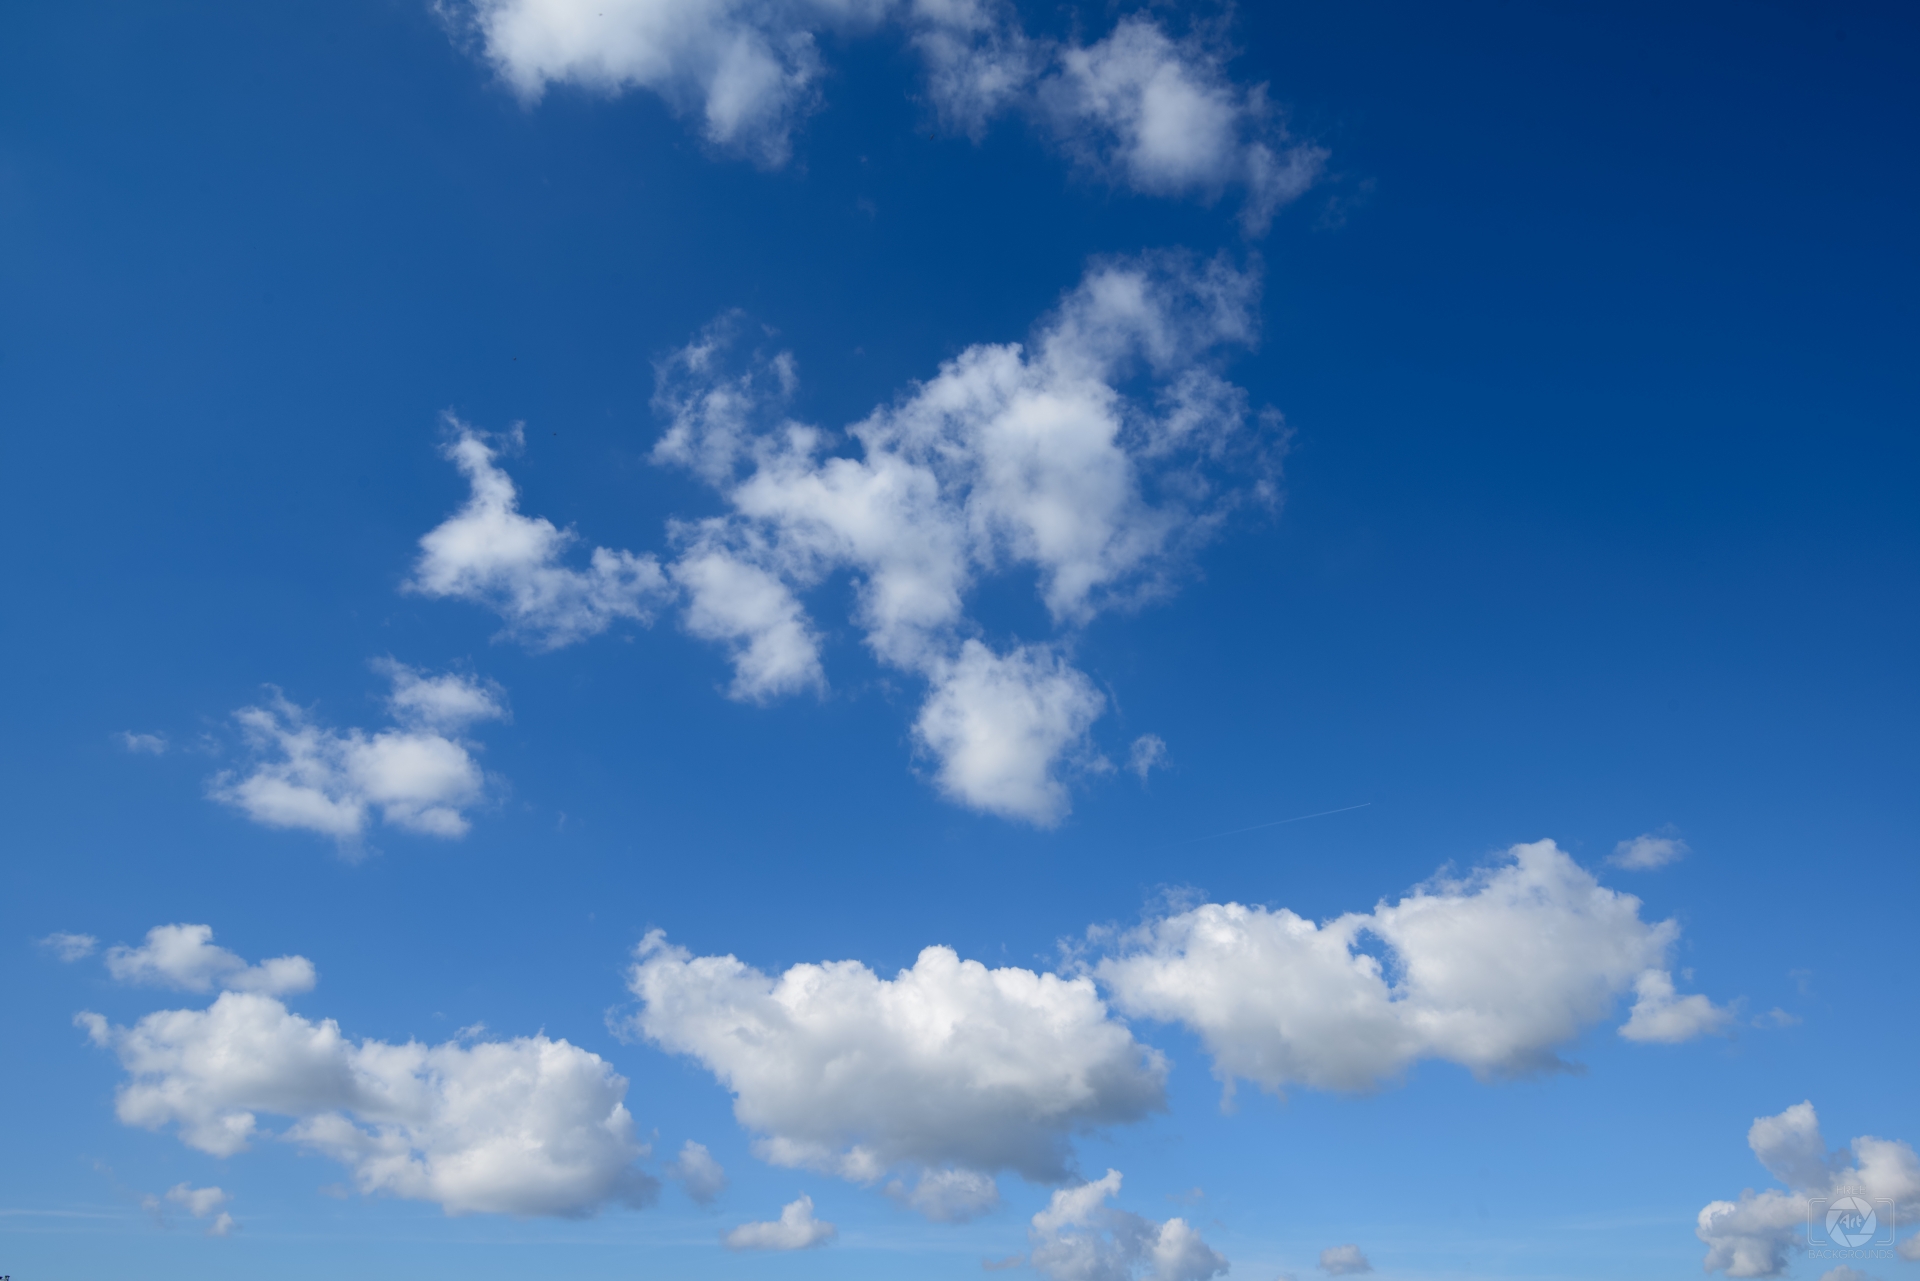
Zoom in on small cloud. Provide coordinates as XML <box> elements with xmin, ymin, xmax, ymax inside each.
<box><xmin>1618</xmin><ymin>969</ymin><xmax>1734</xmax><ymax>1043</ymax></box>
<box><xmin>105</xmin><ymin>924</ymin><xmax>317</xmax><ymax>996</ymax></box>
<box><xmin>120</xmin><ymin>731</ymin><xmax>169</xmax><ymax>755</ymax></box>
<box><xmin>1608</xmin><ymin>827</ymin><xmax>1688</xmax><ymax>870</ymax></box>
<box><xmin>39</xmin><ymin>932</ymin><xmax>98</xmax><ymax>962</ymax></box>
<box><xmin>667</xmin><ymin>1140</ymin><xmax>728</xmax><ymax>1206</ymax></box>
<box><xmin>724</xmin><ymin>1195</ymin><xmax>836</xmax><ymax>1251</ymax></box>
<box><xmin>983</xmin><ymin>1256</ymin><xmax>1025</xmax><ymax>1271</ymax></box>
<box><xmin>1319</xmin><ymin>1244</ymin><xmax>1372</xmax><ymax>1275</ymax></box>
<box><xmin>1790</xmin><ymin>968</ymin><xmax>1814</xmax><ymax>995</ymax></box>
<box><xmin>1166</xmin><ymin>1186</ymin><xmax>1204</xmax><ymax>1205</ymax></box>
<box><xmin>318</xmin><ymin>1183</ymin><xmax>350</xmax><ymax>1200</ymax></box>
<box><xmin>1754</xmin><ymin>1007</ymin><xmax>1801</xmax><ymax>1029</ymax></box>
<box><xmin>1128</xmin><ymin>734</ymin><xmax>1169</xmax><ymax>782</ymax></box>
<box><xmin>163</xmin><ymin>1184</ymin><xmax>235</xmax><ymax>1236</ymax></box>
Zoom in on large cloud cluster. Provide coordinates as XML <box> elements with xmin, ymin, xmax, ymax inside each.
<box><xmin>210</xmin><ymin>662</ymin><xmax>507</xmax><ymax>846</ymax></box>
<box><xmin>623</xmin><ymin>932</ymin><xmax>1166</xmax><ymax>1217</ymax></box>
<box><xmin>1695</xmin><ymin>1102</ymin><xmax>1920</xmax><ymax>1276</ymax></box>
<box><xmin>451</xmin><ymin>0</ymin><xmax>1323</xmax><ymax>228</ymax></box>
<box><xmin>1096</xmin><ymin>840</ymin><xmax>1728</xmax><ymax>1094</ymax></box>
<box><xmin>78</xmin><ymin>930</ymin><xmax>656</xmax><ymax>1219</ymax></box>
<box><xmin>416</xmin><ymin>252</ymin><xmax>1279</xmax><ymax>824</ymax></box>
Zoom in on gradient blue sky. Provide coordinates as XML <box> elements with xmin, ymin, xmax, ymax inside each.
<box><xmin>3</xmin><ymin>2</ymin><xmax>1916</xmax><ymax>1280</ymax></box>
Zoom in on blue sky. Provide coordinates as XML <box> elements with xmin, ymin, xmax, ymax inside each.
<box><xmin>2</xmin><ymin>1</ymin><xmax>1916</xmax><ymax>1279</ymax></box>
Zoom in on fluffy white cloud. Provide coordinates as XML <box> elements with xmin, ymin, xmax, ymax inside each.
<box><xmin>1610</xmin><ymin>829</ymin><xmax>1688</xmax><ymax>870</ymax></box>
<box><xmin>1318</xmin><ymin>1244</ymin><xmax>1372</xmax><ymax>1275</ymax></box>
<box><xmin>210</xmin><ymin>664</ymin><xmax>506</xmax><ymax>846</ymax></box>
<box><xmin>667</xmin><ymin>1139</ymin><xmax>729</xmax><ymax>1204</ymax></box>
<box><xmin>448</xmin><ymin>2</ymin><xmax>1321</xmax><ymax>226</ymax></box>
<box><xmin>419</xmin><ymin>252</ymin><xmax>1278</xmax><ymax>824</ymax></box>
<box><xmin>105</xmin><ymin>924</ymin><xmax>316</xmax><ymax>997</ymax></box>
<box><xmin>1096</xmin><ymin>841</ymin><xmax>1723</xmax><ymax>1094</ymax></box>
<box><xmin>724</xmin><ymin>1194</ymin><xmax>836</xmax><ymax>1249</ymax></box>
<box><xmin>623</xmin><ymin>932</ymin><xmax>1165</xmax><ymax>1206</ymax></box>
<box><xmin>409</xmin><ymin>420</ymin><xmax>670</xmax><ymax>649</ymax></box>
<box><xmin>1030</xmin><ymin>17</ymin><xmax>1326</xmax><ymax>234</ymax></box>
<box><xmin>455</xmin><ymin>0</ymin><xmax>889</xmax><ymax>166</ymax></box>
<box><xmin>39</xmin><ymin>932</ymin><xmax>98</xmax><ymax>962</ymax></box>
<box><xmin>119</xmin><ymin>731</ymin><xmax>168</xmax><ymax>754</ymax></box>
<box><xmin>1619</xmin><ymin>968</ymin><xmax>1734</xmax><ymax>1043</ymax></box>
<box><xmin>913</xmin><ymin>642</ymin><xmax>1106</xmax><ymax>824</ymax></box>
<box><xmin>1027</xmin><ymin>1170</ymin><xmax>1227</xmax><ymax>1281</ymax></box>
<box><xmin>1696</xmin><ymin>1102</ymin><xmax>1920</xmax><ymax>1277</ymax></box>
<box><xmin>79</xmin><ymin>992</ymin><xmax>655</xmax><ymax>1218</ymax></box>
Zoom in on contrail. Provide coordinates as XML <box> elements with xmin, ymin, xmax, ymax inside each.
<box><xmin>1184</xmin><ymin>802</ymin><xmax>1373</xmax><ymax>844</ymax></box>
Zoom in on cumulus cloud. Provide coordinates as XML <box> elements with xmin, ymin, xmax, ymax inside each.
<box><xmin>1619</xmin><ymin>968</ymin><xmax>1734</xmax><ymax>1043</ymax></box>
<box><xmin>1026</xmin><ymin>1170</ymin><xmax>1227</xmax><ymax>1281</ymax></box>
<box><xmin>209</xmin><ymin>663</ymin><xmax>507</xmax><ymax>847</ymax></box>
<box><xmin>667</xmin><ymin>1139</ymin><xmax>729</xmax><ymax>1204</ymax></box>
<box><xmin>78</xmin><ymin>990</ymin><xmax>655</xmax><ymax>1218</ymax></box>
<box><xmin>1096</xmin><ymin>840</ymin><xmax>1725</xmax><ymax>1095</ymax></box>
<box><xmin>104</xmin><ymin>924</ymin><xmax>317</xmax><ymax>997</ymax></box>
<box><xmin>724</xmin><ymin>1194</ymin><xmax>837</xmax><ymax>1249</ymax></box>
<box><xmin>914</xmin><ymin>642</ymin><xmax>1106</xmax><ymax>825</ymax></box>
<box><xmin>119</xmin><ymin>731</ymin><xmax>168</xmax><ymax>755</ymax></box>
<box><xmin>418</xmin><ymin>252</ymin><xmax>1278</xmax><ymax>824</ymax></box>
<box><xmin>39</xmin><ymin>932</ymin><xmax>98</xmax><ymax>962</ymax></box>
<box><xmin>409</xmin><ymin>420</ymin><xmax>670</xmax><ymax>649</ymax></box>
<box><xmin>1695</xmin><ymin>1101</ymin><xmax>1920</xmax><ymax>1276</ymax></box>
<box><xmin>1318</xmin><ymin>1244</ymin><xmax>1371</xmax><ymax>1275</ymax></box>
<box><xmin>623</xmin><ymin>932</ymin><xmax>1164</xmax><ymax>1210</ymax></box>
<box><xmin>448</xmin><ymin>3</ymin><xmax>1322</xmax><ymax>227</ymax></box>
<box><xmin>1610</xmin><ymin>828</ymin><xmax>1688</xmax><ymax>870</ymax></box>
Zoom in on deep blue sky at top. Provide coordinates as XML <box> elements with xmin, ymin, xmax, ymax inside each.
<box><xmin>1</xmin><ymin>0</ymin><xmax>1916</xmax><ymax>1278</ymax></box>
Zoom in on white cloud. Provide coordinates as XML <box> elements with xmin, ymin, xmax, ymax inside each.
<box><xmin>668</xmin><ymin>524</ymin><xmax>826</xmax><ymax>701</ymax></box>
<box><xmin>1816</xmin><ymin>1269</ymin><xmax>1877</xmax><ymax>1281</ymax></box>
<box><xmin>455</xmin><ymin>0</ymin><xmax>889</xmax><ymax>166</ymax></box>
<box><xmin>724</xmin><ymin>1194</ymin><xmax>836</xmax><ymax>1250</ymax></box>
<box><xmin>417</xmin><ymin>252</ymin><xmax>1278</xmax><ymax>824</ymax></box>
<box><xmin>1127</xmin><ymin>734</ymin><xmax>1167</xmax><ymax>781</ymax></box>
<box><xmin>1619</xmin><ymin>968</ymin><xmax>1734</xmax><ymax>1043</ymax></box>
<box><xmin>1696</xmin><ymin>1101</ymin><xmax>1920</xmax><ymax>1276</ymax></box>
<box><xmin>210</xmin><ymin>664</ymin><xmax>506</xmax><ymax>846</ymax></box>
<box><xmin>1032</xmin><ymin>17</ymin><xmax>1326</xmax><ymax>234</ymax></box>
<box><xmin>914</xmin><ymin>642</ymin><xmax>1105</xmax><ymax>824</ymax></box>
<box><xmin>39</xmin><ymin>932</ymin><xmax>98</xmax><ymax>962</ymax></box>
<box><xmin>119</xmin><ymin>731</ymin><xmax>168</xmax><ymax>755</ymax></box>
<box><xmin>1610</xmin><ymin>829</ymin><xmax>1688</xmax><ymax>870</ymax></box>
<box><xmin>1096</xmin><ymin>840</ymin><xmax>1723</xmax><ymax>1095</ymax></box>
<box><xmin>166</xmin><ymin>1182</ymin><xmax>230</xmax><ymax>1217</ymax></box>
<box><xmin>449</xmin><ymin>3</ymin><xmax>1323</xmax><ymax>228</ymax></box>
<box><xmin>163</xmin><ymin>1183</ymin><xmax>236</xmax><ymax>1235</ymax></box>
<box><xmin>1318</xmin><ymin>1244</ymin><xmax>1372</xmax><ymax>1275</ymax></box>
<box><xmin>378</xmin><ymin>660</ymin><xmax>509</xmax><ymax>732</ymax></box>
<box><xmin>1027</xmin><ymin>1170</ymin><xmax>1227</xmax><ymax>1281</ymax></box>
<box><xmin>623</xmin><ymin>932</ymin><xmax>1165</xmax><ymax>1206</ymax></box>
<box><xmin>409</xmin><ymin>420</ymin><xmax>670</xmax><ymax>649</ymax></box>
<box><xmin>667</xmin><ymin>1139</ymin><xmax>729</xmax><ymax>1204</ymax></box>
<box><xmin>1902</xmin><ymin>1234</ymin><xmax>1920</xmax><ymax>1262</ymax></box>
<box><xmin>79</xmin><ymin>991</ymin><xmax>655</xmax><ymax>1218</ymax></box>
<box><xmin>105</xmin><ymin>924</ymin><xmax>317</xmax><ymax>997</ymax></box>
